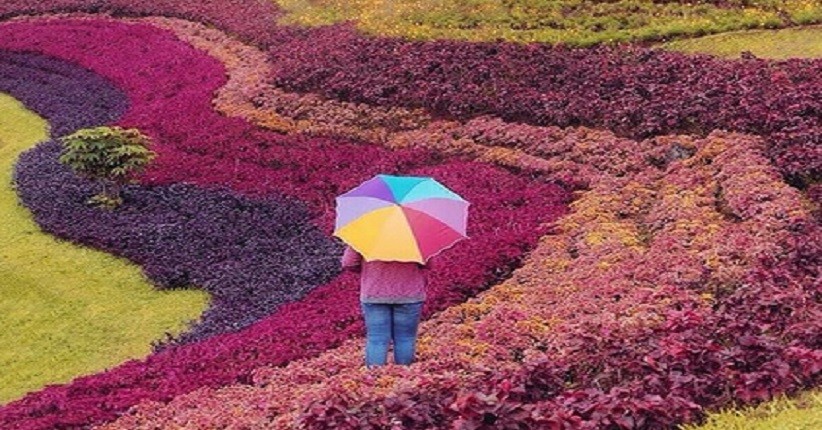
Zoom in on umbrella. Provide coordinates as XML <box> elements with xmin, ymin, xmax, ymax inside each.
<box><xmin>334</xmin><ymin>174</ymin><xmax>469</xmax><ymax>263</ymax></box>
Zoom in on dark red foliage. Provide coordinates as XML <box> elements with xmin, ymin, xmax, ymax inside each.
<box><xmin>266</xmin><ymin>25</ymin><xmax>821</xmax><ymax>183</ymax></box>
<box><xmin>296</xmin><ymin>225</ymin><xmax>821</xmax><ymax>429</ymax></box>
<box><xmin>0</xmin><ymin>0</ymin><xmax>283</xmax><ymax>47</ymax></box>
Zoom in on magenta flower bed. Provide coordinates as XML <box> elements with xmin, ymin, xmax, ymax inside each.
<box><xmin>427</xmin><ymin>227</ymin><xmax>822</xmax><ymax>429</ymax></box>
<box><xmin>266</xmin><ymin>27</ymin><xmax>821</xmax><ymax>182</ymax></box>
<box><xmin>0</xmin><ymin>18</ymin><xmax>570</xmax><ymax>429</ymax></box>
<box><xmin>0</xmin><ymin>0</ymin><xmax>282</xmax><ymax>47</ymax></box>
<box><xmin>4</xmin><ymin>1</ymin><xmax>817</xmax><ymax>182</ymax></box>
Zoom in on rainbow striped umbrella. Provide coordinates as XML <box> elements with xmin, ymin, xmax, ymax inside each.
<box><xmin>334</xmin><ymin>174</ymin><xmax>469</xmax><ymax>263</ymax></box>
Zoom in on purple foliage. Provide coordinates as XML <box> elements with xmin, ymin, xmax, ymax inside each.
<box><xmin>0</xmin><ymin>50</ymin><xmax>127</xmax><ymax>135</ymax></box>
<box><xmin>1</xmin><ymin>48</ymin><xmax>341</xmax><ymax>348</ymax></box>
<box><xmin>15</xmin><ymin>141</ymin><xmax>342</xmax><ymax>348</ymax></box>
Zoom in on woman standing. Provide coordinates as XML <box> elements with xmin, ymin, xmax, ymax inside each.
<box><xmin>342</xmin><ymin>246</ymin><xmax>435</xmax><ymax>366</ymax></box>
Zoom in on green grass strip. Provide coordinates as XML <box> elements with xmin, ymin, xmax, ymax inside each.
<box><xmin>275</xmin><ymin>0</ymin><xmax>822</xmax><ymax>46</ymax></box>
<box><xmin>681</xmin><ymin>390</ymin><xmax>822</xmax><ymax>430</ymax></box>
<box><xmin>0</xmin><ymin>93</ymin><xmax>208</xmax><ymax>405</ymax></box>
<box><xmin>662</xmin><ymin>25</ymin><xmax>822</xmax><ymax>59</ymax></box>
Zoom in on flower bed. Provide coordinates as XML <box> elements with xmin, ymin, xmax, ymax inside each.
<box><xmin>16</xmin><ymin>141</ymin><xmax>342</xmax><ymax>348</ymax></box>
<box><xmin>0</xmin><ymin>0</ymin><xmax>282</xmax><ymax>47</ymax></box>
<box><xmin>0</xmin><ymin>63</ymin><xmax>210</xmax><ymax>405</ymax></box>
<box><xmin>129</xmin><ymin>14</ymin><xmax>822</xmax><ymax>187</ymax></box>
<box><xmin>6</xmin><ymin>2</ymin><xmax>818</xmax><ymax>184</ymax></box>
<box><xmin>102</xmin><ymin>127</ymin><xmax>820</xmax><ymax>429</ymax></box>
<box><xmin>265</xmin><ymin>26</ymin><xmax>821</xmax><ymax>182</ymax></box>
<box><xmin>0</xmin><ymin>17</ymin><xmax>569</xmax><ymax>429</ymax></box>
<box><xmin>1</xmin><ymin>48</ymin><xmax>322</xmax><ymax>350</ymax></box>
<box><xmin>0</xmin><ymin>4</ymin><xmax>817</xmax><ymax>430</ymax></box>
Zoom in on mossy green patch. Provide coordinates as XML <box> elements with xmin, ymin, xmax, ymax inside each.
<box><xmin>682</xmin><ymin>390</ymin><xmax>822</xmax><ymax>430</ymax></box>
<box><xmin>0</xmin><ymin>93</ymin><xmax>209</xmax><ymax>405</ymax></box>
<box><xmin>662</xmin><ymin>24</ymin><xmax>822</xmax><ymax>59</ymax></box>
<box><xmin>275</xmin><ymin>0</ymin><xmax>821</xmax><ymax>46</ymax></box>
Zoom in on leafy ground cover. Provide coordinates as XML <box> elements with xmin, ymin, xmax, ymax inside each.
<box><xmin>0</xmin><ymin>57</ymin><xmax>207</xmax><ymax>403</ymax></box>
<box><xmin>0</xmin><ymin>1</ymin><xmax>818</xmax><ymax>429</ymax></box>
<box><xmin>0</xmin><ymin>17</ymin><xmax>569</xmax><ymax>429</ymax></box>
<box><xmin>16</xmin><ymin>142</ymin><xmax>342</xmax><ymax>349</ymax></box>
<box><xmin>663</xmin><ymin>24</ymin><xmax>822</xmax><ymax>59</ymax></box>
<box><xmin>276</xmin><ymin>0</ymin><xmax>822</xmax><ymax>46</ymax></box>
<box><xmin>0</xmin><ymin>50</ymin><xmax>342</xmax><ymax>347</ymax></box>
<box><xmin>264</xmin><ymin>27</ymin><xmax>821</xmax><ymax>185</ymax></box>
<box><xmin>133</xmin><ymin>10</ymin><xmax>822</xmax><ymax>188</ymax></box>
<box><xmin>91</xmin><ymin>13</ymin><xmax>819</xmax><ymax>429</ymax></box>
<box><xmin>101</xmin><ymin>123</ymin><xmax>820</xmax><ymax>428</ymax></box>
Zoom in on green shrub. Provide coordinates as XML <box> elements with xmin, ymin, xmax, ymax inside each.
<box><xmin>59</xmin><ymin>126</ymin><xmax>156</xmax><ymax>209</ymax></box>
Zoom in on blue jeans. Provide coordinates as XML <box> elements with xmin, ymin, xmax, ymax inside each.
<box><xmin>361</xmin><ymin>302</ymin><xmax>423</xmax><ymax>366</ymax></box>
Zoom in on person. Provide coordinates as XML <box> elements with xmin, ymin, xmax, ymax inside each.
<box><xmin>341</xmin><ymin>245</ymin><xmax>435</xmax><ymax>366</ymax></box>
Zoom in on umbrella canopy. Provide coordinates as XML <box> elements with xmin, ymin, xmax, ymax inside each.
<box><xmin>334</xmin><ymin>174</ymin><xmax>469</xmax><ymax>263</ymax></box>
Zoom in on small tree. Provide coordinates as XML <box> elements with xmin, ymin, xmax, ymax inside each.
<box><xmin>59</xmin><ymin>126</ymin><xmax>156</xmax><ymax>209</ymax></box>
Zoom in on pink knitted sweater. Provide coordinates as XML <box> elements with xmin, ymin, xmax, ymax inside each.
<box><xmin>341</xmin><ymin>246</ymin><xmax>432</xmax><ymax>304</ymax></box>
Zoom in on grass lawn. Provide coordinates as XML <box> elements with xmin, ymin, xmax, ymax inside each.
<box><xmin>663</xmin><ymin>24</ymin><xmax>822</xmax><ymax>59</ymax></box>
<box><xmin>683</xmin><ymin>390</ymin><xmax>822</xmax><ymax>430</ymax></box>
<box><xmin>0</xmin><ymin>93</ymin><xmax>209</xmax><ymax>404</ymax></box>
